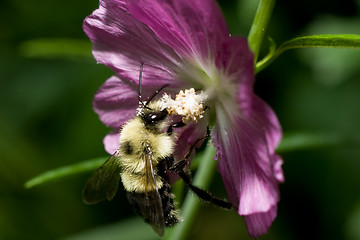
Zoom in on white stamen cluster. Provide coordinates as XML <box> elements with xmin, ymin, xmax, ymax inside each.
<box><xmin>161</xmin><ymin>88</ymin><xmax>206</xmax><ymax>124</ymax></box>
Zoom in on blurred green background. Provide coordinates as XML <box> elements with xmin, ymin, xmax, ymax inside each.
<box><xmin>1</xmin><ymin>0</ymin><xmax>360</xmax><ymax>239</ymax></box>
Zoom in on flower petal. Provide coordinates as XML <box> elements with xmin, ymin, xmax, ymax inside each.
<box><xmin>212</xmin><ymin>94</ymin><xmax>283</xmax><ymax>235</ymax></box>
<box><xmin>93</xmin><ymin>75</ymin><xmax>138</xmax><ymax>128</ymax></box>
<box><xmin>127</xmin><ymin>0</ymin><xmax>229</xmax><ymax>60</ymax></box>
<box><xmin>103</xmin><ymin>130</ymin><xmax>121</xmax><ymax>154</ymax></box>
<box><xmin>244</xmin><ymin>205</ymin><xmax>278</xmax><ymax>238</ymax></box>
<box><xmin>211</xmin><ymin>37</ymin><xmax>283</xmax><ymax>229</ymax></box>
<box><xmin>173</xmin><ymin>114</ymin><xmax>209</xmax><ymax>161</ymax></box>
<box><xmin>214</xmin><ymin>95</ymin><xmax>283</xmax><ymax>212</ymax></box>
<box><xmin>216</xmin><ymin>37</ymin><xmax>254</xmax><ymax>88</ymax></box>
<box><xmin>83</xmin><ymin>0</ymin><xmax>183</xmax><ymax>86</ymax></box>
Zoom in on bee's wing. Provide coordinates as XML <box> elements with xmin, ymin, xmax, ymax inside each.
<box><xmin>142</xmin><ymin>147</ymin><xmax>165</xmax><ymax>237</ymax></box>
<box><xmin>82</xmin><ymin>151</ymin><xmax>121</xmax><ymax>205</ymax></box>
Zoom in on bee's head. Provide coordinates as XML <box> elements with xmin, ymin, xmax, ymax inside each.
<box><xmin>141</xmin><ymin>108</ymin><xmax>168</xmax><ymax>126</ymax></box>
<box><xmin>139</xmin><ymin>101</ymin><xmax>168</xmax><ymax>126</ymax></box>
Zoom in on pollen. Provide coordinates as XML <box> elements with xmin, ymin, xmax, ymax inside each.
<box><xmin>161</xmin><ymin>88</ymin><xmax>206</xmax><ymax>124</ymax></box>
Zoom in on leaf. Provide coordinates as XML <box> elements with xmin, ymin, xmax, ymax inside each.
<box><xmin>18</xmin><ymin>38</ymin><xmax>92</xmax><ymax>60</ymax></box>
<box><xmin>256</xmin><ymin>34</ymin><xmax>360</xmax><ymax>73</ymax></box>
<box><xmin>279</xmin><ymin>34</ymin><xmax>360</xmax><ymax>50</ymax></box>
<box><xmin>276</xmin><ymin>132</ymin><xmax>347</xmax><ymax>154</ymax></box>
<box><xmin>24</xmin><ymin>157</ymin><xmax>107</xmax><ymax>189</ymax></box>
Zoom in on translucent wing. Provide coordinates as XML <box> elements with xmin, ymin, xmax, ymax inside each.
<box><xmin>82</xmin><ymin>151</ymin><xmax>121</xmax><ymax>205</ymax></box>
<box><xmin>141</xmin><ymin>146</ymin><xmax>165</xmax><ymax>237</ymax></box>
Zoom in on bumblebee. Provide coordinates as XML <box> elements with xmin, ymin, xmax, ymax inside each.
<box><xmin>83</xmin><ymin>64</ymin><xmax>233</xmax><ymax>237</ymax></box>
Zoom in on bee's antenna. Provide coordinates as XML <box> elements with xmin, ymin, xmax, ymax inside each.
<box><xmin>138</xmin><ymin>63</ymin><xmax>144</xmax><ymax>106</ymax></box>
<box><xmin>138</xmin><ymin>62</ymin><xmax>169</xmax><ymax>109</ymax></box>
<box><xmin>145</xmin><ymin>84</ymin><xmax>169</xmax><ymax>107</ymax></box>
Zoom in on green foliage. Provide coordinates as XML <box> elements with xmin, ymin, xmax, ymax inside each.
<box><xmin>248</xmin><ymin>0</ymin><xmax>276</xmax><ymax>62</ymax></box>
<box><xmin>257</xmin><ymin>34</ymin><xmax>360</xmax><ymax>72</ymax></box>
<box><xmin>276</xmin><ymin>132</ymin><xmax>348</xmax><ymax>153</ymax></box>
<box><xmin>24</xmin><ymin>157</ymin><xmax>106</xmax><ymax>189</ymax></box>
<box><xmin>19</xmin><ymin>38</ymin><xmax>92</xmax><ymax>60</ymax></box>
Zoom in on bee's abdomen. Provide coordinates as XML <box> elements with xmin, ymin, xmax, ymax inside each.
<box><xmin>126</xmin><ymin>182</ymin><xmax>181</xmax><ymax>227</ymax></box>
<box><xmin>159</xmin><ymin>182</ymin><xmax>181</xmax><ymax>226</ymax></box>
<box><xmin>157</xmin><ymin>157</ymin><xmax>181</xmax><ymax>226</ymax></box>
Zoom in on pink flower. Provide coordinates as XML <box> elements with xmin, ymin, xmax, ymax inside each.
<box><xmin>84</xmin><ymin>0</ymin><xmax>284</xmax><ymax>237</ymax></box>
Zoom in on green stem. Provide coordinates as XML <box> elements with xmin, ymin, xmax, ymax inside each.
<box><xmin>248</xmin><ymin>0</ymin><xmax>276</xmax><ymax>63</ymax></box>
<box><xmin>164</xmin><ymin>145</ymin><xmax>217</xmax><ymax>240</ymax></box>
<box><xmin>256</xmin><ymin>34</ymin><xmax>360</xmax><ymax>73</ymax></box>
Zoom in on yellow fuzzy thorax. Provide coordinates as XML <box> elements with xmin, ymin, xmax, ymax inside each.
<box><xmin>118</xmin><ymin>117</ymin><xmax>174</xmax><ymax>193</ymax></box>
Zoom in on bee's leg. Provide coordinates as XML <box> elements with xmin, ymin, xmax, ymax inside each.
<box><xmin>170</xmin><ymin>133</ymin><xmax>208</xmax><ymax>172</ymax></box>
<box><xmin>173</xmin><ymin>168</ymin><xmax>235</xmax><ymax>210</ymax></box>
<box><xmin>158</xmin><ymin>156</ymin><xmax>175</xmax><ymax>175</ymax></box>
<box><xmin>170</xmin><ymin>134</ymin><xmax>237</xmax><ymax>211</ymax></box>
<box><xmin>166</xmin><ymin>121</ymin><xmax>185</xmax><ymax>136</ymax></box>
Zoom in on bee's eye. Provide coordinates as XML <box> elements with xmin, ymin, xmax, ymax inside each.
<box><xmin>150</xmin><ymin>114</ymin><xmax>158</xmax><ymax>120</ymax></box>
<box><xmin>143</xmin><ymin>109</ymin><xmax>168</xmax><ymax>124</ymax></box>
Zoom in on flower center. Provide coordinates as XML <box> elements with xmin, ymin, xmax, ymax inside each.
<box><xmin>178</xmin><ymin>58</ymin><xmax>238</xmax><ymax>118</ymax></box>
<box><xmin>160</xmin><ymin>88</ymin><xmax>206</xmax><ymax>124</ymax></box>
